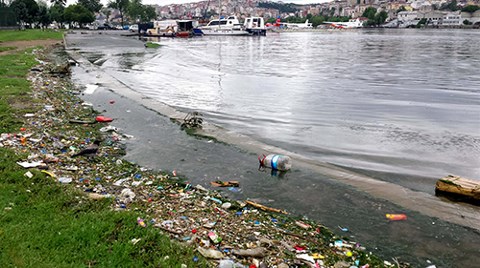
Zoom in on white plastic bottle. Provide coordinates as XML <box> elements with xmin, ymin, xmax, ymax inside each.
<box><xmin>259</xmin><ymin>154</ymin><xmax>292</xmax><ymax>171</ymax></box>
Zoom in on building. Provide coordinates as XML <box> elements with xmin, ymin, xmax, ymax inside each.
<box><xmin>442</xmin><ymin>11</ymin><xmax>462</xmax><ymax>26</ymax></box>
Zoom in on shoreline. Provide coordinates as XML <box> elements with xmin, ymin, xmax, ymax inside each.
<box><xmin>65</xmin><ymin>33</ymin><xmax>480</xmax><ymax>233</ymax></box>
<box><xmin>0</xmin><ymin>38</ymin><xmax>400</xmax><ymax>267</ymax></box>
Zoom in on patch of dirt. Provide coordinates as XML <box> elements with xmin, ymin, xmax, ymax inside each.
<box><xmin>0</xmin><ymin>39</ymin><xmax>62</xmax><ymax>55</ymax></box>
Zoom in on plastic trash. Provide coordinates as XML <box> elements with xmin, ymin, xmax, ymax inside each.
<box><xmin>258</xmin><ymin>154</ymin><xmax>291</xmax><ymax>171</ymax></box>
<box><xmin>208</xmin><ymin>230</ymin><xmax>222</xmax><ymax>244</ymax></box>
<box><xmin>386</xmin><ymin>213</ymin><xmax>407</xmax><ymax>221</ymax></box>
<box><xmin>137</xmin><ymin>217</ymin><xmax>147</xmax><ymax>227</ymax></box>
<box><xmin>58</xmin><ymin>177</ymin><xmax>72</xmax><ymax>184</ymax></box>
<box><xmin>95</xmin><ymin>115</ymin><xmax>113</xmax><ymax>122</ymax></box>
<box><xmin>232</xmin><ymin>247</ymin><xmax>266</xmax><ymax>258</ymax></box>
<box><xmin>218</xmin><ymin>260</ymin><xmax>246</xmax><ymax>268</ymax></box>
<box><xmin>17</xmin><ymin>161</ymin><xmax>47</xmax><ymax>169</ymax></box>
<box><xmin>210</xmin><ymin>180</ymin><xmax>239</xmax><ymax>187</ymax></box>
<box><xmin>197</xmin><ymin>246</ymin><xmax>224</xmax><ymax>259</ymax></box>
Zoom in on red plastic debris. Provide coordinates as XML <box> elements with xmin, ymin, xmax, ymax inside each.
<box><xmin>95</xmin><ymin>115</ymin><xmax>113</xmax><ymax>122</ymax></box>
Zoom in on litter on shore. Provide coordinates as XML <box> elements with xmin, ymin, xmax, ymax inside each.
<box><xmin>0</xmin><ymin>45</ymin><xmax>413</xmax><ymax>268</ymax></box>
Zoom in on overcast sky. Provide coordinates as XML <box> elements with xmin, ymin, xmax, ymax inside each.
<box><xmin>66</xmin><ymin>0</ymin><xmax>329</xmax><ymax>7</ymax></box>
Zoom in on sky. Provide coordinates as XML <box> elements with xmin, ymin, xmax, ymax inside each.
<box><xmin>66</xmin><ymin>0</ymin><xmax>330</xmax><ymax>7</ymax></box>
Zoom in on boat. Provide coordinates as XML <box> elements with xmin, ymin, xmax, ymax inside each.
<box><xmin>143</xmin><ymin>20</ymin><xmax>200</xmax><ymax>38</ymax></box>
<box><xmin>199</xmin><ymin>15</ymin><xmax>250</xmax><ymax>36</ymax></box>
<box><xmin>277</xmin><ymin>19</ymin><xmax>313</xmax><ymax>30</ymax></box>
<box><xmin>323</xmin><ymin>18</ymin><xmax>367</xmax><ymax>29</ymax></box>
<box><xmin>198</xmin><ymin>15</ymin><xmax>266</xmax><ymax>36</ymax></box>
<box><xmin>244</xmin><ymin>16</ymin><xmax>267</xmax><ymax>36</ymax></box>
<box><xmin>176</xmin><ymin>20</ymin><xmax>200</xmax><ymax>37</ymax></box>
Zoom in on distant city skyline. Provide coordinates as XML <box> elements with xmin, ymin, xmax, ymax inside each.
<box><xmin>65</xmin><ymin>0</ymin><xmax>330</xmax><ymax>7</ymax></box>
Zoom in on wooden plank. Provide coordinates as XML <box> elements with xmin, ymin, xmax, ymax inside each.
<box><xmin>435</xmin><ymin>175</ymin><xmax>480</xmax><ymax>201</ymax></box>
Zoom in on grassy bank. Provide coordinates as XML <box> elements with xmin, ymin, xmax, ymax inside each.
<box><xmin>0</xmin><ymin>149</ymin><xmax>204</xmax><ymax>267</ymax></box>
<box><xmin>0</xmin><ymin>33</ymin><xmax>208</xmax><ymax>267</ymax></box>
<box><xmin>0</xmin><ymin>29</ymin><xmax>64</xmax><ymax>42</ymax></box>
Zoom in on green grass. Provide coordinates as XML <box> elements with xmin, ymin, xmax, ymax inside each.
<box><xmin>0</xmin><ymin>149</ymin><xmax>208</xmax><ymax>268</ymax></box>
<box><xmin>0</xmin><ymin>46</ymin><xmax>15</xmax><ymax>52</ymax></box>
<box><xmin>0</xmin><ymin>48</ymin><xmax>38</xmax><ymax>133</ymax></box>
<box><xmin>0</xmin><ymin>44</ymin><xmax>210</xmax><ymax>267</ymax></box>
<box><xmin>0</xmin><ymin>29</ymin><xmax>63</xmax><ymax>42</ymax></box>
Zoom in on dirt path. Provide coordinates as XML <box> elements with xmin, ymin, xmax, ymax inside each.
<box><xmin>0</xmin><ymin>39</ymin><xmax>62</xmax><ymax>55</ymax></box>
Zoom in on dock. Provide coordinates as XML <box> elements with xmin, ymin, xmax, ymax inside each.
<box><xmin>435</xmin><ymin>175</ymin><xmax>480</xmax><ymax>204</ymax></box>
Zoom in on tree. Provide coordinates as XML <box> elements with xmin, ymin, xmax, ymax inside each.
<box><xmin>108</xmin><ymin>0</ymin><xmax>128</xmax><ymax>26</ymax></box>
<box><xmin>374</xmin><ymin>10</ymin><xmax>388</xmax><ymax>26</ymax></box>
<box><xmin>126</xmin><ymin>0</ymin><xmax>143</xmax><ymax>22</ymax></box>
<box><xmin>462</xmin><ymin>5</ymin><xmax>480</xmax><ymax>13</ymax></box>
<box><xmin>362</xmin><ymin>7</ymin><xmax>377</xmax><ymax>20</ymax></box>
<box><xmin>362</xmin><ymin>7</ymin><xmax>377</xmax><ymax>26</ymax></box>
<box><xmin>10</xmin><ymin>0</ymin><xmax>39</xmax><ymax>25</ymax></box>
<box><xmin>78</xmin><ymin>0</ymin><xmax>102</xmax><ymax>13</ymax></box>
<box><xmin>101</xmin><ymin>7</ymin><xmax>111</xmax><ymax>22</ymax></box>
<box><xmin>143</xmin><ymin>5</ymin><xmax>156</xmax><ymax>21</ymax></box>
<box><xmin>50</xmin><ymin>3</ymin><xmax>64</xmax><ymax>24</ymax></box>
<box><xmin>441</xmin><ymin>0</ymin><xmax>458</xmax><ymax>11</ymax></box>
<box><xmin>36</xmin><ymin>0</ymin><xmax>51</xmax><ymax>28</ymax></box>
<box><xmin>310</xmin><ymin>15</ymin><xmax>325</xmax><ymax>28</ymax></box>
<box><xmin>64</xmin><ymin>4</ymin><xmax>94</xmax><ymax>27</ymax></box>
<box><xmin>50</xmin><ymin>0</ymin><xmax>66</xmax><ymax>7</ymax></box>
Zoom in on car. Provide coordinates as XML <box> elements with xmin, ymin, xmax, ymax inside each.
<box><xmin>129</xmin><ymin>24</ymin><xmax>138</xmax><ymax>32</ymax></box>
<box><xmin>97</xmin><ymin>23</ymin><xmax>115</xmax><ymax>30</ymax></box>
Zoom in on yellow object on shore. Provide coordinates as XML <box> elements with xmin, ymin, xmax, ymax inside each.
<box><xmin>41</xmin><ymin>170</ymin><xmax>56</xmax><ymax>178</ymax></box>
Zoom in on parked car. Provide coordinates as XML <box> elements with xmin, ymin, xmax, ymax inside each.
<box><xmin>129</xmin><ymin>24</ymin><xmax>138</xmax><ymax>32</ymax></box>
<box><xmin>97</xmin><ymin>23</ymin><xmax>115</xmax><ymax>30</ymax></box>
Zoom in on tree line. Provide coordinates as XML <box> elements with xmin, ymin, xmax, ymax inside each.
<box><xmin>0</xmin><ymin>0</ymin><xmax>157</xmax><ymax>28</ymax></box>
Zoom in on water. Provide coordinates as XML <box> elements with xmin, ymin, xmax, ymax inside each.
<box><xmin>103</xmin><ymin>29</ymin><xmax>480</xmax><ymax>182</ymax></box>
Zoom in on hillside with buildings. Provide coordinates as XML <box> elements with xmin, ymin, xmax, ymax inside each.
<box><xmin>145</xmin><ymin>0</ymin><xmax>480</xmax><ymax>27</ymax></box>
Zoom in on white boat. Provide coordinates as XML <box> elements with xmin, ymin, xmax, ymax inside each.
<box><xmin>280</xmin><ymin>19</ymin><xmax>313</xmax><ymax>29</ymax></box>
<box><xmin>199</xmin><ymin>15</ymin><xmax>266</xmax><ymax>36</ymax></box>
<box><xmin>243</xmin><ymin>16</ymin><xmax>267</xmax><ymax>36</ymax></box>
<box><xmin>199</xmin><ymin>16</ymin><xmax>250</xmax><ymax>36</ymax></box>
<box><xmin>323</xmin><ymin>18</ymin><xmax>367</xmax><ymax>29</ymax></box>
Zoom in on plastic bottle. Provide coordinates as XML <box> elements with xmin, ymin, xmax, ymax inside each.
<box><xmin>258</xmin><ymin>154</ymin><xmax>291</xmax><ymax>171</ymax></box>
<box><xmin>196</xmin><ymin>246</ymin><xmax>224</xmax><ymax>259</ymax></box>
<box><xmin>386</xmin><ymin>213</ymin><xmax>407</xmax><ymax>221</ymax></box>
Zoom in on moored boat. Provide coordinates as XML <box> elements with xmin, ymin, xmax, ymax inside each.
<box><xmin>198</xmin><ymin>15</ymin><xmax>266</xmax><ymax>36</ymax></box>
<box><xmin>199</xmin><ymin>16</ymin><xmax>250</xmax><ymax>36</ymax></box>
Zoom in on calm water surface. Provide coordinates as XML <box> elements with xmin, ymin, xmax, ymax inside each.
<box><xmin>105</xmin><ymin>29</ymin><xmax>480</xmax><ymax>180</ymax></box>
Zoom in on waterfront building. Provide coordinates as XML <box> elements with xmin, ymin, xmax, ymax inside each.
<box><xmin>442</xmin><ymin>11</ymin><xmax>462</xmax><ymax>26</ymax></box>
